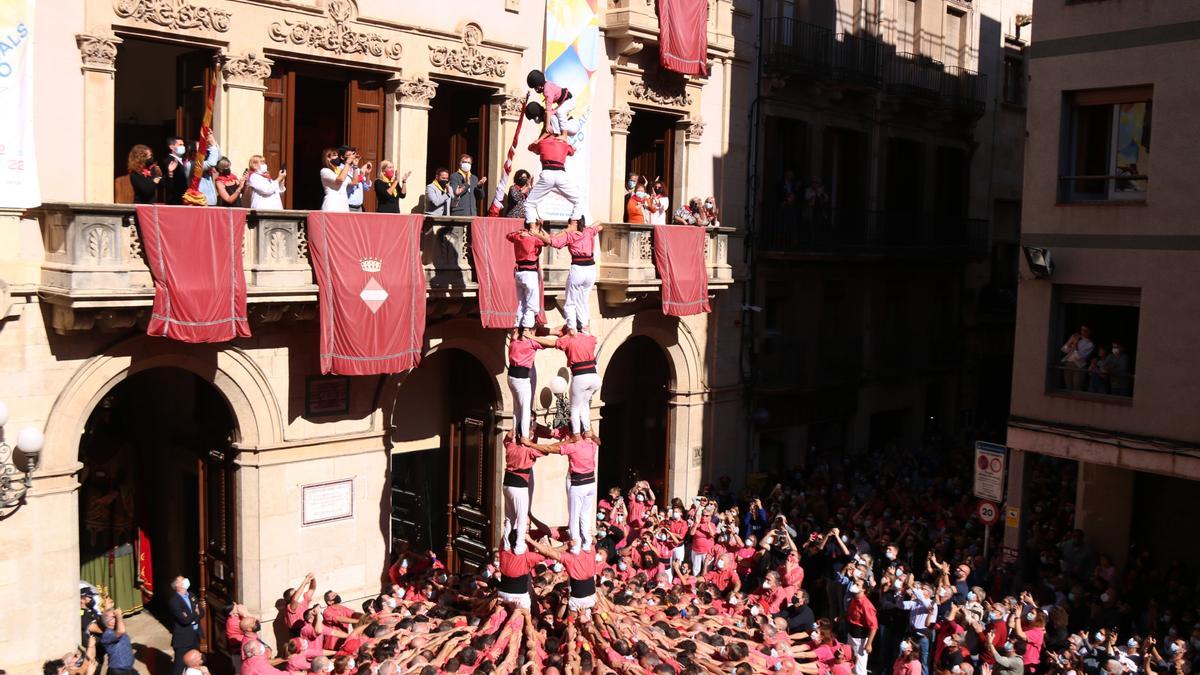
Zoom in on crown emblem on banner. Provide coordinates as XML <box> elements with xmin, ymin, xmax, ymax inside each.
<box><xmin>359</xmin><ymin>257</ymin><xmax>383</xmax><ymax>273</ymax></box>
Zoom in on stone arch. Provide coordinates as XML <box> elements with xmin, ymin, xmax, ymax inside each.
<box><xmin>43</xmin><ymin>335</ymin><xmax>283</xmax><ymax>470</ymax></box>
<box><xmin>596</xmin><ymin>311</ymin><xmax>705</xmax><ymax>395</ymax></box>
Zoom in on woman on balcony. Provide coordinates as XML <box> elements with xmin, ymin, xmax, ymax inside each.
<box><xmin>247</xmin><ymin>155</ymin><xmax>286</xmax><ymax>210</ymax></box>
<box><xmin>373</xmin><ymin>160</ymin><xmax>408</xmax><ymax>213</ymax></box>
<box><xmin>506</xmin><ymin>170</ymin><xmax>532</xmax><ymax>219</ymax></box>
<box><xmin>127</xmin><ymin>145</ymin><xmax>162</xmax><ymax>204</ymax></box>
<box><xmin>213</xmin><ymin>157</ymin><xmax>247</xmax><ymax>207</ymax></box>
<box><xmin>625</xmin><ymin>175</ymin><xmax>650</xmax><ymax>224</ymax></box>
<box><xmin>319</xmin><ymin>147</ymin><xmax>353</xmax><ymax>213</ymax></box>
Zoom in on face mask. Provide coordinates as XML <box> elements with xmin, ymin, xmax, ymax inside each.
<box><xmin>181</xmin><ymin>578</ymin><xmax>191</xmax><ymax>591</ymax></box>
<box><xmin>618</xmin><ymin>562</ymin><xmax>628</xmax><ymax>571</ymax></box>
<box><xmin>762</xmin><ymin>581</ymin><xmax>771</xmax><ymax>589</ymax></box>
<box><xmin>705</xmin><ymin>202</ymin><xmax>714</xmax><ymax>209</ymax></box>
<box><xmin>894</xmin><ymin>580</ymin><xmax>903</xmax><ymax>590</ymax></box>
<box><xmin>627</xmin><ymin>180</ymin><xmax>637</xmax><ymax>189</ymax></box>
<box><xmin>330</xmin><ymin>157</ymin><xmax>343</xmax><ymax>167</ymax></box>
<box><xmin>384</xmin><ymin>168</ymin><xmax>395</xmax><ymax>179</ymax></box>
<box><xmin>598</xmin><ymin>530</ymin><xmax>607</xmax><ymax>538</ymax></box>
<box><xmin>635</xmin><ymin>190</ymin><xmax>648</xmax><ymax>198</ymax></box>
<box><xmin>1026</xmin><ymin>611</ymin><xmax>1035</xmax><ymax>621</ymax></box>
<box><xmin>347</xmin><ymin>659</ymin><xmax>355</xmax><ymax>670</ymax></box>
<box><xmin>672</xmin><ymin>512</ymin><xmax>681</xmax><ymax>520</ymax></box>
<box><xmin>1100</xmin><ymin>593</ymin><xmax>1111</xmax><ymax>603</ymax></box>
<box><xmin>173</xmin><ymin>145</ymin><xmax>186</xmax><ymax>157</ymax></box>
<box><xmin>144</xmin><ymin>157</ymin><xmax>155</xmax><ymax>168</ymax></box>
<box><xmin>717</xmin><ymin>560</ymin><xmax>726</xmax><ymax>569</ymax></box>
<box><xmin>886</xmin><ymin>551</ymin><xmax>896</xmax><ymax>560</ymax></box>
<box><xmin>219</xmin><ymin>167</ymin><xmax>232</xmax><ymax>176</ymax></box>
<box><xmin>967</xmin><ymin>592</ymin><xmax>977</xmax><ymax>601</ymax></box>
<box><xmin>252</xmin><ymin>620</ymin><xmax>262</xmax><ymax>633</ymax></box>
<box><xmin>596</xmin><ymin>553</ymin><xmax>605</xmax><ymax>563</ymax></box>
<box><xmin>460</xmin><ymin>162</ymin><xmax>472</xmax><ymax>173</ymax></box>
<box><xmin>256</xmin><ymin>163</ymin><xmax>269</xmax><ymax>175</ymax></box>
<box><xmin>636</xmin><ymin>495</ymin><xmax>645</xmax><ymax>503</ymax></box>
<box><xmin>388</xmin><ymin>598</ymin><xmax>397</xmax><ymax>608</ymax></box>
<box><xmin>750</xmin><ymin>605</ymin><xmax>760</xmax><ymax>616</ymax></box>
<box><xmin>553</xmin><ymin>562</ymin><xmax>564</xmax><ymax>573</ymax></box>
<box><xmin>300</xmin><ymin>639</ymin><xmax>308</xmax><ymax>650</ymax></box>
<box><xmin>990</xmin><ymin>612</ymin><xmax>1001</xmax><ymax>621</ymax></box>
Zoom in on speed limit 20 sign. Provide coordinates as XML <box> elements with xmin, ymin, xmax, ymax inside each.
<box><xmin>977</xmin><ymin>500</ymin><xmax>1000</xmax><ymax>526</ymax></box>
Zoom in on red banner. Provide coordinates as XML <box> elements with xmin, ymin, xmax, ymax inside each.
<box><xmin>306</xmin><ymin>212</ymin><xmax>427</xmax><ymax>375</ymax></box>
<box><xmin>136</xmin><ymin>205</ymin><xmax>251</xmax><ymax>342</ymax></box>
<box><xmin>653</xmin><ymin>224</ymin><xmax>711</xmax><ymax>316</ymax></box>
<box><xmin>470</xmin><ymin>217</ymin><xmax>545</xmax><ymax>328</ymax></box>
<box><xmin>658</xmin><ymin>0</ymin><xmax>709</xmax><ymax>76</ymax></box>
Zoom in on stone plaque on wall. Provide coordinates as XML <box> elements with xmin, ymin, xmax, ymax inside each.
<box><xmin>302</xmin><ymin>479</ymin><xmax>354</xmax><ymax>526</ymax></box>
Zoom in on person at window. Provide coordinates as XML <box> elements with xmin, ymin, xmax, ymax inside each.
<box><xmin>196</xmin><ymin>131</ymin><xmax>222</xmax><ymax>207</ymax></box>
<box><xmin>703</xmin><ymin>196</ymin><xmax>721</xmax><ymax>228</ymax></box>
<box><xmin>449</xmin><ymin>153</ymin><xmax>487</xmax><ymax>217</ymax></box>
<box><xmin>1109</xmin><ymin>341</ymin><xmax>1133</xmax><ymax>396</ymax></box>
<box><xmin>649</xmin><ymin>178</ymin><xmax>670</xmax><ymax>225</ymax></box>
<box><xmin>424</xmin><ymin>168</ymin><xmax>453</xmax><ymax>216</ymax></box>
<box><xmin>373</xmin><ymin>160</ymin><xmax>408</xmax><ymax>213</ymax></box>
<box><xmin>159</xmin><ymin>136</ymin><xmax>192</xmax><ymax>205</ymax></box>
<box><xmin>506</xmin><ymin>169</ymin><xmax>531</xmax><ymax>219</ymax></box>
<box><xmin>340</xmin><ymin>146</ymin><xmax>372</xmax><ymax>213</ymax></box>
<box><xmin>622</xmin><ymin>172</ymin><xmax>638</xmax><ymax>205</ymax></box>
<box><xmin>246</xmin><ymin>155</ymin><xmax>286</xmax><ymax>210</ymax></box>
<box><xmin>128</xmin><ymin>144</ymin><xmax>163</xmax><ymax>204</ymax></box>
<box><xmin>673</xmin><ymin>198</ymin><xmax>710</xmax><ymax>227</ymax></box>
<box><xmin>625</xmin><ymin>175</ymin><xmax>650</xmax><ymax>224</ymax></box>
<box><xmin>319</xmin><ymin>147</ymin><xmax>353</xmax><ymax>213</ymax></box>
<box><xmin>1060</xmin><ymin>324</ymin><xmax>1094</xmax><ymax>391</ymax></box>
<box><xmin>212</xmin><ymin>157</ymin><xmax>246</xmax><ymax>207</ymax></box>
<box><xmin>1087</xmin><ymin>345</ymin><xmax>1115</xmax><ymax>394</ymax></box>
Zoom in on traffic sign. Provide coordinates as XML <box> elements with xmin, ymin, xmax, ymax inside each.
<box><xmin>973</xmin><ymin>442</ymin><xmax>1007</xmax><ymax>502</ymax></box>
<box><xmin>977</xmin><ymin>500</ymin><xmax>999</xmax><ymax>526</ymax></box>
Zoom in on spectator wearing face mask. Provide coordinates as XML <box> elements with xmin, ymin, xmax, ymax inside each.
<box><xmin>506</xmin><ymin>169</ymin><xmax>532</xmax><ymax>219</ymax></box>
<box><xmin>425</xmin><ymin>168</ymin><xmax>453</xmax><ymax>216</ymax></box>
<box><xmin>160</xmin><ymin>136</ymin><xmax>191</xmax><ymax>205</ymax></box>
<box><xmin>449</xmin><ymin>154</ymin><xmax>486</xmax><ymax>217</ymax></box>
<box><xmin>247</xmin><ymin>154</ymin><xmax>286</xmax><ymax>210</ymax></box>
<box><xmin>212</xmin><ymin>157</ymin><xmax>247</xmax><ymax>207</ymax></box>
<box><xmin>168</xmin><ymin>575</ymin><xmax>203</xmax><ymax>675</ymax></box>
<box><xmin>127</xmin><ymin>144</ymin><xmax>163</xmax><ymax>204</ymax></box>
<box><xmin>702</xmin><ymin>196</ymin><xmax>720</xmax><ymax>228</ymax></box>
<box><xmin>320</xmin><ymin>147</ymin><xmax>353</xmax><ymax>213</ymax></box>
<box><xmin>626</xmin><ymin>175</ymin><xmax>650</xmax><ymax>224</ymax></box>
<box><xmin>649</xmin><ymin>179</ymin><xmax>669</xmax><ymax>225</ymax></box>
<box><xmin>373</xmin><ymin>161</ymin><xmax>409</xmax><ymax>213</ymax></box>
<box><xmin>196</xmin><ymin>132</ymin><xmax>222</xmax><ymax>206</ymax></box>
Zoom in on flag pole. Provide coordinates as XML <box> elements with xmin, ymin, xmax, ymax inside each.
<box><xmin>488</xmin><ymin>91</ymin><xmax>532</xmax><ymax>217</ymax></box>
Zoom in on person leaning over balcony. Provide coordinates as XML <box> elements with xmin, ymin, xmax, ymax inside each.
<box><xmin>127</xmin><ymin>144</ymin><xmax>163</xmax><ymax>204</ymax></box>
<box><xmin>373</xmin><ymin>160</ymin><xmax>409</xmax><ymax>213</ymax></box>
<box><xmin>673</xmin><ymin>197</ymin><xmax>709</xmax><ymax>227</ymax></box>
<box><xmin>625</xmin><ymin>175</ymin><xmax>650</xmax><ymax>224</ymax></box>
<box><xmin>212</xmin><ymin>157</ymin><xmax>247</xmax><ymax>207</ymax></box>
<box><xmin>319</xmin><ymin>147</ymin><xmax>353</xmax><ymax>213</ymax></box>
<box><xmin>247</xmin><ymin>155</ymin><xmax>286</xmax><ymax>210</ymax></box>
<box><xmin>425</xmin><ymin>168</ymin><xmax>453</xmax><ymax>216</ymax></box>
<box><xmin>506</xmin><ymin>169</ymin><xmax>532</xmax><ymax>219</ymax></box>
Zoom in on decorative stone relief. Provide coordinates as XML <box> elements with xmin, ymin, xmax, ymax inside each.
<box><xmin>84</xmin><ymin>226</ymin><xmax>115</xmax><ymax>263</ymax></box>
<box><xmin>221</xmin><ymin>51</ymin><xmax>273</xmax><ymax>87</ymax></box>
<box><xmin>628</xmin><ymin>78</ymin><xmax>693</xmax><ymax>108</ymax></box>
<box><xmin>397</xmin><ymin>76</ymin><xmax>438</xmax><ymax>107</ymax></box>
<box><xmin>609</xmin><ymin>106</ymin><xmax>634</xmax><ymax>133</ymax></box>
<box><xmin>296</xmin><ymin>222</ymin><xmax>309</xmax><ymax>263</ymax></box>
<box><xmin>269</xmin><ymin>0</ymin><xmax>403</xmax><ymax>61</ymax></box>
<box><xmin>500</xmin><ymin>92</ymin><xmax>526</xmax><ymax>121</ymax></box>
<box><xmin>127</xmin><ymin>222</ymin><xmax>143</xmax><ymax>260</ymax></box>
<box><xmin>113</xmin><ymin>0</ymin><xmax>231</xmax><ymax>32</ymax></box>
<box><xmin>267</xmin><ymin>228</ymin><xmax>289</xmax><ymax>262</ymax></box>
<box><xmin>637</xmin><ymin>230</ymin><xmax>653</xmax><ymax>261</ymax></box>
<box><xmin>684</xmin><ymin>118</ymin><xmax>705</xmax><ymax>143</ymax></box>
<box><xmin>429</xmin><ymin>23</ymin><xmax>509</xmax><ymax>79</ymax></box>
<box><xmin>76</xmin><ymin>31</ymin><xmax>122</xmax><ymax>70</ymax></box>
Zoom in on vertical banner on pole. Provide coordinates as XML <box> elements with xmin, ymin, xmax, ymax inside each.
<box><xmin>540</xmin><ymin>0</ymin><xmax>601</xmax><ymax>221</ymax></box>
<box><xmin>0</xmin><ymin>0</ymin><xmax>40</xmax><ymax>208</ymax></box>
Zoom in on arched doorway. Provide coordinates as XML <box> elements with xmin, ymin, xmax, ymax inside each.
<box><xmin>78</xmin><ymin>367</ymin><xmax>237</xmax><ymax>652</ymax></box>
<box><xmin>388</xmin><ymin>348</ymin><xmax>497</xmax><ymax>573</ymax></box>
<box><xmin>599</xmin><ymin>336</ymin><xmax>670</xmax><ymax>496</ymax></box>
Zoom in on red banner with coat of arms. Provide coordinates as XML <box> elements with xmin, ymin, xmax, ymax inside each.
<box><xmin>306</xmin><ymin>213</ymin><xmax>427</xmax><ymax>375</ymax></box>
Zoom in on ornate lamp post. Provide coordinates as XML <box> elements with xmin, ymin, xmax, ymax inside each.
<box><xmin>0</xmin><ymin>401</ymin><xmax>45</xmax><ymax>511</ymax></box>
<box><xmin>548</xmin><ymin>376</ymin><xmax>570</xmax><ymax>431</ymax></box>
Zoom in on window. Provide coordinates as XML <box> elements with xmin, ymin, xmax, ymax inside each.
<box><xmin>1060</xmin><ymin>86</ymin><xmax>1152</xmax><ymax>202</ymax></box>
<box><xmin>1047</xmin><ymin>285</ymin><xmax>1139</xmax><ymax>399</ymax></box>
<box><xmin>1002</xmin><ymin>53</ymin><xmax>1026</xmax><ymax>106</ymax></box>
<box><xmin>944</xmin><ymin>8</ymin><xmax>966</xmax><ymax>67</ymax></box>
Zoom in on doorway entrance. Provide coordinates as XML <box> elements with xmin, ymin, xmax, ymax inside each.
<box><xmin>78</xmin><ymin>368</ymin><xmax>238</xmax><ymax>654</ymax></box>
<box><xmin>113</xmin><ymin>38</ymin><xmax>215</xmax><ymax>202</ymax></box>
<box><xmin>263</xmin><ymin>62</ymin><xmax>386</xmax><ymax>210</ymax></box>
<box><xmin>426</xmin><ymin>80</ymin><xmax>494</xmax><ymax>214</ymax></box>
<box><xmin>598</xmin><ymin>336</ymin><xmax>670</xmax><ymax>495</ymax></box>
<box><xmin>626</xmin><ymin>109</ymin><xmax>677</xmax><ymax>216</ymax></box>
<box><xmin>389</xmin><ymin>349</ymin><xmax>497</xmax><ymax>573</ymax></box>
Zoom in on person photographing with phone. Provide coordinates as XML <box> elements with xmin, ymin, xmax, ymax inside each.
<box><xmin>247</xmin><ymin>154</ymin><xmax>286</xmax><ymax>210</ymax></box>
<box><xmin>320</xmin><ymin>147</ymin><xmax>354</xmax><ymax>212</ymax></box>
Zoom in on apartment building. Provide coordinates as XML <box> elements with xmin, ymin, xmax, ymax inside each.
<box><xmin>1004</xmin><ymin>2</ymin><xmax>1200</xmax><ymax>567</ymax></box>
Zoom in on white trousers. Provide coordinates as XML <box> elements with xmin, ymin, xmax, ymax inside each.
<box><xmin>525</xmin><ymin>170</ymin><xmax>584</xmax><ymax>223</ymax></box>
<box><xmin>507</xmin><ymin>370</ymin><xmax>536</xmax><ymax>439</ymax></box>
<box><xmin>502</xmin><ymin>483</ymin><xmax>531</xmax><ymax>553</ymax></box>
<box><xmin>498</xmin><ymin>590</ymin><xmax>531</xmax><ymax>609</ymax></box>
<box><xmin>566</xmin><ymin>480</ymin><xmax>597</xmax><ymax>552</ymax></box>
<box><xmin>690</xmin><ymin>550</ymin><xmax>708</xmax><ymax>576</ymax></box>
<box><xmin>514</xmin><ymin>269</ymin><xmax>540</xmax><ymax>328</ymax></box>
<box><xmin>564</xmin><ymin>264</ymin><xmax>597</xmax><ymax>331</ymax></box>
<box><xmin>849</xmin><ymin>635</ymin><xmax>870</xmax><ymax>675</ymax></box>
<box><xmin>569</xmin><ymin>372</ymin><xmax>600</xmax><ymax>433</ymax></box>
<box><xmin>549</xmin><ymin>97</ymin><xmax>579</xmax><ymax>136</ymax></box>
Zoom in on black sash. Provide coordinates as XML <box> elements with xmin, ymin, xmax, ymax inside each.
<box><xmin>540</xmin><ymin>161</ymin><xmax>565</xmax><ymax>171</ymax></box>
<box><xmin>508</xmin><ymin>365</ymin><xmax>531</xmax><ymax>378</ymax></box>
<box><xmin>499</xmin><ymin>574</ymin><xmax>530</xmax><ymax>594</ymax></box>
<box><xmin>569</xmin><ymin>471</ymin><xmax>595</xmax><ymax>486</ymax></box>
<box><xmin>570</xmin><ymin>359</ymin><xmax>597</xmax><ymax>375</ymax></box>
<box><xmin>571</xmin><ymin>257</ymin><xmax>595</xmax><ymax>266</ymax></box>
<box><xmin>503</xmin><ymin>470</ymin><xmax>531</xmax><ymax>488</ymax></box>
<box><xmin>569</xmin><ymin>576</ymin><xmax>596</xmax><ymax>599</ymax></box>
<box><xmin>515</xmin><ymin>259</ymin><xmax>538</xmax><ymax>271</ymax></box>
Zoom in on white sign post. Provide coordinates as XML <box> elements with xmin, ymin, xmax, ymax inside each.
<box><xmin>973</xmin><ymin>441</ymin><xmax>1007</xmax><ymax>502</ymax></box>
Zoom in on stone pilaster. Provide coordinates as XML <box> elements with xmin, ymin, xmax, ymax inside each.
<box><xmin>608</xmin><ymin>106</ymin><xmax>634</xmax><ymax>222</ymax></box>
<box><xmin>391</xmin><ymin>77</ymin><xmax>438</xmax><ymax>213</ymax></box>
<box><xmin>76</xmin><ymin>31</ymin><xmax>122</xmax><ymax>202</ymax></box>
<box><xmin>219</xmin><ymin>51</ymin><xmax>274</xmax><ymax>173</ymax></box>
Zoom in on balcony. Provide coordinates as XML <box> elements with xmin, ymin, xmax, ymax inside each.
<box><xmin>757</xmin><ymin>209</ymin><xmax>987</xmax><ymax>259</ymax></box>
<box><xmin>29</xmin><ymin>204</ymin><xmax>733</xmax><ymax>332</ymax></box>
<box><xmin>762</xmin><ymin>17</ymin><xmax>986</xmax><ymax>117</ymax></box>
<box><xmin>604</xmin><ymin>0</ymin><xmax>734</xmax><ymax>57</ymax></box>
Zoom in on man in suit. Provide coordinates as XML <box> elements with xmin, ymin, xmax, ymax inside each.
<box><xmin>448</xmin><ymin>153</ymin><xmax>487</xmax><ymax>216</ymax></box>
<box><xmin>168</xmin><ymin>575</ymin><xmax>203</xmax><ymax>675</ymax></box>
<box><xmin>160</xmin><ymin>137</ymin><xmax>191</xmax><ymax>205</ymax></box>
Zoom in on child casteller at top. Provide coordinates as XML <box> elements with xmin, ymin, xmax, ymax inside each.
<box><xmin>525</xmin><ymin>69</ymin><xmax>580</xmax><ymax>137</ymax></box>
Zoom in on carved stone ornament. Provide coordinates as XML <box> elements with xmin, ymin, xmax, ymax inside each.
<box><xmin>269</xmin><ymin>0</ymin><xmax>403</xmax><ymax>61</ymax></box>
<box><xmin>222</xmin><ymin>51</ymin><xmax>273</xmax><ymax>87</ymax></box>
<box><xmin>684</xmin><ymin>118</ymin><xmax>705</xmax><ymax>143</ymax></box>
<box><xmin>76</xmin><ymin>31</ymin><xmax>123</xmax><ymax>69</ymax></box>
<box><xmin>429</xmin><ymin>23</ymin><xmax>509</xmax><ymax>79</ymax></box>
<box><xmin>113</xmin><ymin>0</ymin><xmax>231</xmax><ymax>33</ymax></box>
<box><xmin>609</xmin><ymin>106</ymin><xmax>634</xmax><ymax>132</ymax></box>
<box><xmin>628</xmin><ymin>78</ymin><xmax>693</xmax><ymax>108</ymax></box>
<box><xmin>500</xmin><ymin>92</ymin><xmax>526</xmax><ymax>121</ymax></box>
<box><xmin>397</xmin><ymin>76</ymin><xmax>438</xmax><ymax>107</ymax></box>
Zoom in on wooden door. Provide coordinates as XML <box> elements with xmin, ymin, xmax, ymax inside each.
<box><xmin>176</xmin><ymin>52</ymin><xmax>212</xmax><ymax>142</ymax></box>
<box><xmin>263</xmin><ymin>68</ymin><xmax>296</xmax><ymax>208</ymax></box>
<box><xmin>446</xmin><ymin>410</ymin><xmax>494</xmax><ymax>573</ymax></box>
<box><xmin>197</xmin><ymin>448</ymin><xmax>237</xmax><ymax>656</ymax></box>
<box><xmin>626</xmin><ymin>111</ymin><xmax>676</xmax><ymax>215</ymax></box>
<box><xmin>348</xmin><ymin>78</ymin><xmax>386</xmax><ymax>212</ymax></box>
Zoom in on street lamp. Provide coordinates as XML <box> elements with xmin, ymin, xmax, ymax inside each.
<box><xmin>0</xmin><ymin>401</ymin><xmax>45</xmax><ymax>510</ymax></box>
<box><xmin>548</xmin><ymin>376</ymin><xmax>570</xmax><ymax>430</ymax></box>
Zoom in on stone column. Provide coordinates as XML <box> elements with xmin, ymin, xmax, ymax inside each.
<box><xmin>608</xmin><ymin>107</ymin><xmax>633</xmax><ymax>221</ymax></box>
<box><xmin>666</xmin><ymin>388</ymin><xmax>706</xmax><ymax>502</ymax></box>
<box><xmin>490</xmin><ymin>91</ymin><xmax>526</xmax><ymax>212</ymax></box>
<box><xmin>219</xmin><ymin>52</ymin><xmax>273</xmax><ymax>174</ymax></box>
<box><xmin>393</xmin><ymin>77</ymin><xmax>438</xmax><ymax>213</ymax></box>
<box><xmin>680</xmin><ymin>117</ymin><xmax>705</xmax><ymax>203</ymax></box>
<box><xmin>76</xmin><ymin>31</ymin><xmax>122</xmax><ymax>203</ymax></box>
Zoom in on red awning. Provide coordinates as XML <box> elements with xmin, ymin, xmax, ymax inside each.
<box><xmin>136</xmin><ymin>205</ymin><xmax>251</xmax><ymax>342</ymax></box>
<box><xmin>470</xmin><ymin>217</ymin><xmax>545</xmax><ymax>328</ymax></box>
<box><xmin>306</xmin><ymin>212</ymin><xmax>427</xmax><ymax>375</ymax></box>
<box><xmin>653</xmin><ymin>224</ymin><xmax>711</xmax><ymax>316</ymax></box>
<box><xmin>658</xmin><ymin>0</ymin><xmax>709</xmax><ymax>76</ymax></box>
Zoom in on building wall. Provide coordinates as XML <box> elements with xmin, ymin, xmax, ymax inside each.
<box><xmin>0</xmin><ymin>0</ymin><xmax>750</xmax><ymax>669</ymax></box>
